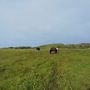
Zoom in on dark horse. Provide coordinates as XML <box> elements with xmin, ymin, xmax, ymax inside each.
<box><xmin>50</xmin><ymin>47</ymin><xmax>58</xmax><ymax>54</ymax></box>
<box><xmin>36</xmin><ymin>47</ymin><xmax>40</xmax><ymax>51</ymax></box>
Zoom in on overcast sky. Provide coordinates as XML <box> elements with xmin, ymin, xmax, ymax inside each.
<box><xmin>0</xmin><ymin>0</ymin><xmax>90</xmax><ymax>47</ymax></box>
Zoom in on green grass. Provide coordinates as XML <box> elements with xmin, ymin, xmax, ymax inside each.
<box><xmin>0</xmin><ymin>48</ymin><xmax>90</xmax><ymax>90</ymax></box>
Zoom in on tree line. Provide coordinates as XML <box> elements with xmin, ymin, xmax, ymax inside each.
<box><xmin>7</xmin><ymin>43</ymin><xmax>90</xmax><ymax>49</ymax></box>
<box><xmin>57</xmin><ymin>43</ymin><xmax>90</xmax><ymax>49</ymax></box>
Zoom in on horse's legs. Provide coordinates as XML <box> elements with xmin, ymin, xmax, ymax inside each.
<box><xmin>50</xmin><ymin>50</ymin><xmax>52</xmax><ymax>54</ymax></box>
<box><xmin>55</xmin><ymin>50</ymin><xmax>57</xmax><ymax>53</ymax></box>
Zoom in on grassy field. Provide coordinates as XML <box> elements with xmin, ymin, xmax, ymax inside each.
<box><xmin>0</xmin><ymin>48</ymin><xmax>90</xmax><ymax>90</ymax></box>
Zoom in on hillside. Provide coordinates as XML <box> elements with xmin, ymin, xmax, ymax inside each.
<box><xmin>39</xmin><ymin>43</ymin><xmax>90</xmax><ymax>49</ymax></box>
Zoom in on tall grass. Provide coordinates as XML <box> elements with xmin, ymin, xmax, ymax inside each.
<box><xmin>0</xmin><ymin>49</ymin><xmax>90</xmax><ymax>90</ymax></box>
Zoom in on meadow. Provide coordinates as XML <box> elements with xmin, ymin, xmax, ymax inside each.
<box><xmin>0</xmin><ymin>48</ymin><xmax>90</xmax><ymax>90</ymax></box>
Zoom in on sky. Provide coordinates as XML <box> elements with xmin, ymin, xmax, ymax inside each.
<box><xmin>0</xmin><ymin>0</ymin><xmax>90</xmax><ymax>47</ymax></box>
